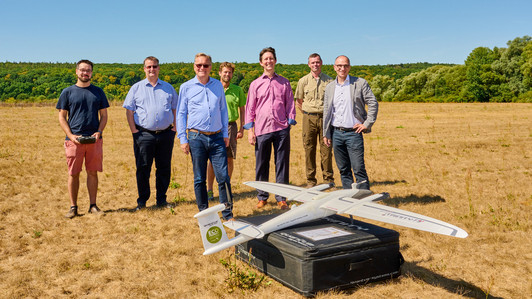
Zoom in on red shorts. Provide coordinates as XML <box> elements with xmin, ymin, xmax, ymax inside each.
<box><xmin>64</xmin><ymin>138</ymin><xmax>103</xmax><ymax>175</ymax></box>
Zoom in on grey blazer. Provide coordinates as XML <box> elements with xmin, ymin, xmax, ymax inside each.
<box><xmin>323</xmin><ymin>76</ymin><xmax>379</xmax><ymax>139</ymax></box>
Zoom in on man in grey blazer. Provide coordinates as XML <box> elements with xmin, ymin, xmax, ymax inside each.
<box><xmin>323</xmin><ymin>55</ymin><xmax>378</xmax><ymax>190</ymax></box>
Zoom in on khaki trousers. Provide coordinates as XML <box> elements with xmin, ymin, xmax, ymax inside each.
<box><xmin>302</xmin><ymin>112</ymin><xmax>334</xmax><ymax>185</ymax></box>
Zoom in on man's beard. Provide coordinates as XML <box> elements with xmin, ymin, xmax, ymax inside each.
<box><xmin>78</xmin><ymin>75</ymin><xmax>91</xmax><ymax>83</ymax></box>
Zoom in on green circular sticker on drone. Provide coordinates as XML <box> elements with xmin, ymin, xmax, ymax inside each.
<box><xmin>206</xmin><ymin>226</ymin><xmax>223</xmax><ymax>244</ymax></box>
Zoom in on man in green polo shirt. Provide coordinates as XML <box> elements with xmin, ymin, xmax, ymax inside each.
<box><xmin>207</xmin><ymin>62</ymin><xmax>246</xmax><ymax>200</ymax></box>
<box><xmin>295</xmin><ymin>53</ymin><xmax>334</xmax><ymax>187</ymax></box>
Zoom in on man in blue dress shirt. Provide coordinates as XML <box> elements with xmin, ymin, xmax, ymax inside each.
<box><xmin>177</xmin><ymin>53</ymin><xmax>233</xmax><ymax>220</ymax></box>
<box><xmin>123</xmin><ymin>56</ymin><xmax>178</xmax><ymax>210</ymax></box>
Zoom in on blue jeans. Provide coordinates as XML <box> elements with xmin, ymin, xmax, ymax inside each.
<box><xmin>188</xmin><ymin>131</ymin><xmax>233</xmax><ymax>220</ymax></box>
<box><xmin>331</xmin><ymin>129</ymin><xmax>370</xmax><ymax>190</ymax></box>
<box><xmin>255</xmin><ymin>127</ymin><xmax>291</xmax><ymax>202</ymax></box>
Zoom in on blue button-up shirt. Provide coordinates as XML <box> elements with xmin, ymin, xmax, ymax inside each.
<box><xmin>123</xmin><ymin>78</ymin><xmax>178</xmax><ymax>131</ymax></box>
<box><xmin>177</xmin><ymin>76</ymin><xmax>229</xmax><ymax>144</ymax></box>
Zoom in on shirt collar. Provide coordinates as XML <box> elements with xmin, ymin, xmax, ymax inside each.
<box><xmin>335</xmin><ymin>75</ymin><xmax>350</xmax><ymax>87</ymax></box>
<box><xmin>143</xmin><ymin>78</ymin><xmax>161</xmax><ymax>87</ymax></box>
<box><xmin>193</xmin><ymin>76</ymin><xmax>212</xmax><ymax>86</ymax></box>
<box><xmin>260</xmin><ymin>72</ymin><xmax>278</xmax><ymax>79</ymax></box>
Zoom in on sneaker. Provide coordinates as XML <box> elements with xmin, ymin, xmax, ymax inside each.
<box><xmin>88</xmin><ymin>205</ymin><xmax>103</xmax><ymax>215</ymax></box>
<box><xmin>65</xmin><ymin>206</ymin><xmax>78</xmax><ymax>219</ymax></box>
<box><xmin>277</xmin><ymin>201</ymin><xmax>289</xmax><ymax>210</ymax></box>
<box><xmin>256</xmin><ymin>200</ymin><xmax>267</xmax><ymax>209</ymax></box>
<box><xmin>207</xmin><ymin>190</ymin><xmax>214</xmax><ymax>201</ymax></box>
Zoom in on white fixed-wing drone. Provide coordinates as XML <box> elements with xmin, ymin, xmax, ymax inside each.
<box><xmin>195</xmin><ymin>181</ymin><xmax>468</xmax><ymax>255</ymax></box>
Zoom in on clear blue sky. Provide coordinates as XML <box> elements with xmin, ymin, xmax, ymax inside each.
<box><xmin>1</xmin><ymin>0</ymin><xmax>531</xmax><ymax>65</ymax></box>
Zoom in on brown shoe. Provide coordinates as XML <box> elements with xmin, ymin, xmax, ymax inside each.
<box><xmin>277</xmin><ymin>201</ymin><xmax>289</xmax><ymax>210</ymax></box>
<box><xmin>65</xmin><ymin>206</ymin><xmax>78</xmax><ymax>219</ymax></box>
<box><xmin>88</xmin><ymin>205</ymin><xmax>103</xmax><ymax>215</ymax></box>
<box><xmin>256</xmin><ymin>200</ymin><xmax>267</xmax><ymax>209</ymax></box>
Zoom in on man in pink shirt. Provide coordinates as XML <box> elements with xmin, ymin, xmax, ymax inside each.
<box><xmin>244</xmin><ymin>47</ymin><xmax>296</xmax><ymax>210</ymax></box>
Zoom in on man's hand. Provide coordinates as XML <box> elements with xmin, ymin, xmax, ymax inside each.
<box><xmin>353</xmin><ymin>124</ymin><xmax>367</xmax><ymax>133</ymax></box>
<box><xmin>91</xmin><ymin>131</ymin><xmax>102</xmax><ymax>140</ymax></box>
<box><xmin>69</xmin><ymin>134</ymin><xmax>82</xmax><ymax>144</ymax></box>
<box><xmin>236</xmin><ymin>129</ymin><xmax>244</xmax><ymax>139</ymax></box>
<box><xmin>181</xmin><ymin>143</ymin><xmax>190</xmax><ymax>155</ymax></box>
<box><xmin>248</xmin><ymin>131</ymin><xmax>256</xmax><ymax>146</ymax></box>
<box><xmin>323</xmin><ymin>137</ymin><xmax>331</xmax><ymax>147</ymax></box>
<box><xmin>296</xmin><ymin>99</ymin><xmax>303</xmax><ymax>111</ymax></box>
<box><xmin>224</xmin><ymin>137</ymin><xmax>230</xmax><ymax>147</ymax></box>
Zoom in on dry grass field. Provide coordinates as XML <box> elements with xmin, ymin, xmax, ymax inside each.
<box><xmin>0</xmin><ymin>102</ymin><xmax>530</xmax><ymax>298</ymax></box>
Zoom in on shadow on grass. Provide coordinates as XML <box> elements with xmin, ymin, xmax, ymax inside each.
<box><xmin>102</xmin><ymin>202</ymin><xmax>195</xmax><ymax>214</ymax></box>
<box><xmin>338</xmin><ymin>260</ymin><xmax>502</xmax><ymax>298</ymax></box>
<box><xmin>382</xmin><ymin>194</ymin><xmax>446</xmax><ymax>207</ymax></box>
<box><xmin>372</xmin><ymin>180</ymin><xmax>407</xmax><ymax>186</ymax></box>
<box><xmin>401</xmin><ymin>260</ymin><xmax>503</xmax><ymax>299</ymax></box>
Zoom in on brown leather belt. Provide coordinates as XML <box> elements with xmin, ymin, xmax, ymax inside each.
<box><xmin>188</xmin><ymin>129</ymin><xmax>221</xmax><ymax>136</ymax></box>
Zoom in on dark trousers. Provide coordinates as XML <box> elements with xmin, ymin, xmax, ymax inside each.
<box><xmin>331</xmin><ymin>129</ymin><xmax>370</xmax><ymax>190</ymax></box>
<box><xmin>255</xmin><ymin>127</ymin><xmax>291</xmax><ymax>202</ymax></box>
<box><xmin>133</xmin><ymin>129</ymin><xmax>176</xmax><ymax>206</ymax></box>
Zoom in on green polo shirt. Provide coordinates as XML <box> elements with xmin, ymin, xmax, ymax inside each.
<box><xmin>295</xmin><ymin>72</ymin><xmax>333</xmax><ymax>113</ymax></box>
<box><xmin>225</xmin><ymin>83</ymin><xmax>246</xmax><ymax>123</ymax></box>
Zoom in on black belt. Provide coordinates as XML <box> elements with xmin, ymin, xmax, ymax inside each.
<box><xmin>303</xmin><ymin>111</ymin><xmax>322</xmax><ymax>116</ymax></box>
<box><xmin>188</xmin><ymin>129</ymin><xmax>221</xmax><ymax>136</ymax></box>
<box><xmin>334</xmin><ymin>126</ymin><xmax>356</xmax><ymax>132</ymax></box>
<box><xmin>136</xmin><ymin>125</ymin><xmax>173</xmax><ymax>134</ymax></box>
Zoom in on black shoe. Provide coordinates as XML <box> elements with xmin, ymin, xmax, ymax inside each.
<box><xmin>156</xmin><ymin>202</ymin><xmax>171</xmax><ymax>209</ymax></box>
<box><xmin>65</xmin><ymin>206</ymin><xmax>78</xmax><ymax>218</ymax></box>
<box><xmin>133</xmin><ymin>205</ymin><xmax>146</xmax><ymax>212</ymax></box>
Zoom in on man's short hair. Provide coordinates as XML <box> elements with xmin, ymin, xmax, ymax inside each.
<box><xmin>259</xmin><ymin>47</ymin><xmax>276</xmax><ymax>62</ymax></box>
<box><xmin>76</xmin><ymin>59</ymin><xmax>93</xmax><ymax>70</ymax></box>
<box><xmin>308</xmin><ymin>53</ymin><xmax>322</xmax><ymax>62</ymax></box>
<box><xmin>219</xmin><ymin>62</ymin><xmax>235</xmax><ymax>72</ymax></box>
<box><xmin>195</xmin><ymin>53</ymin><xmax>212</xmax><ymax>63</ymax></box>
<box><xmin>144</xmin><ymin>56</ymin><xmax>159</xmax><ymax>66</ymax></box>
<box><xmin>335</xmin><ymin>55</ymin><xmax>351</xmax><ymax>65</ymax></box>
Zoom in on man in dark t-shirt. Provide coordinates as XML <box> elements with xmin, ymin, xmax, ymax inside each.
<box><xmin>57</xmin><ymin>59</ymin><xmax>109</xmax><ymax>218</ymax></box>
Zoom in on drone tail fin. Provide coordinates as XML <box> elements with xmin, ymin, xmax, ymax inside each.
<box><xmin>194</xmin><ymin>204</ymin><xmax>230</xmax><ymax>254</ymax></box>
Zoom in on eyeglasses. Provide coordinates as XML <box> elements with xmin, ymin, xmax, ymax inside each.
<box><xmin>145</xmin><ymin>65</ymin><xmax>159</xmax><ymax>69</ymax></box>
<box><xmin>335</xmin><ymin>64</ymin><xmax>350</xmax><ymax>69</ymax></box>
<box><xmin>78</xmin><ymin>69</ymin><xmax>92</xmax><ymax>73</ymax></box>
<box><xmin>195</xmin><ymin>64</ymin><xmax>211</xmax><ymax>69</ymax></box>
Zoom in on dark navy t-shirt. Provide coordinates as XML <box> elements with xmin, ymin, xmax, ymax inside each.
<box><xmin>56</xmin><ymin>84</ymin><xmax>110</xmax><ymax>138</ymax></box>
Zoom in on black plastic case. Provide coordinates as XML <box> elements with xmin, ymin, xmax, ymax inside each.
<box><xmin>235</xmin><ymin>214</ymin><xmax>403</xmax><ymax>296</ymax></box>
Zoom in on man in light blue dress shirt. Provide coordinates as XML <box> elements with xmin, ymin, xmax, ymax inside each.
<box><xmin>177</xmin><ymin>53</ymin><xmax>233</xmax><ymax>220</ymax></box>
<box><xmin>123</xmin><ymin>56</ymin><xmax>178</xmax><ymax>210</ymax></box>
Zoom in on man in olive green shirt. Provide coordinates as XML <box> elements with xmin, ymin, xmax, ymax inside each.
<box><xmin>295</xmin><ymin>53</ymin><xmax>334</xmax><ymax>187</ymax></box>
<box><xmin>207</xmin><ymin>62</ymin><xmax>246</xmax><ymax>199</ymax></box>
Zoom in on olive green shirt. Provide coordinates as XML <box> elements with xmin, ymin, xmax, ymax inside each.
<box><xmin>294</xmin><ymin>72</ymin><xmax>333</xmax><ymax>113</ymax></box>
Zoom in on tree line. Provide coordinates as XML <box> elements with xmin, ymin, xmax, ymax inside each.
<box><xmin>1</xmin><ymin>36</ymin><xmax>530</xmax><ymax>103</ymax></box>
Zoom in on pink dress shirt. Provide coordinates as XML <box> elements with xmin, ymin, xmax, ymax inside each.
<box><xmin>244</xmin><ymin>73</ymin><xmax>296</xmax><ymax>137</ymax></box>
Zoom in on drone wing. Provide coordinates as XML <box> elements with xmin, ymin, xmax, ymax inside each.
<box><xmin>344</xmin><ymin>202</ymin><xmax>468</xmax><ymax>238</ymax></box>
<box><xmin>243</xmin><ymin>181</ymin><xmax>328</xmax><ymax>203</ymax></box>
